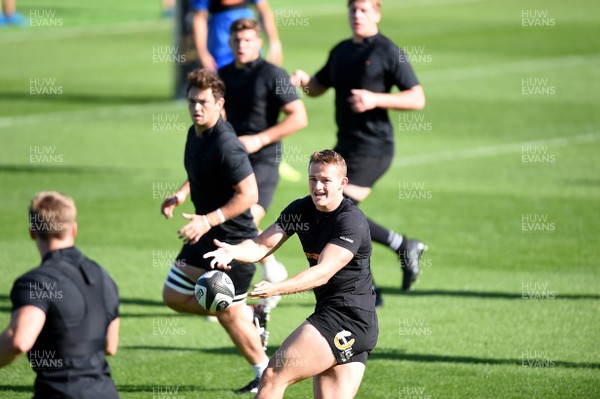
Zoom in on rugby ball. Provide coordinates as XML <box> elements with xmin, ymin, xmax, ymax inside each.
<box><xmin>195</xmin><ymin>270</ymin><xmax>235</xmax><ymax>312</ymax></box>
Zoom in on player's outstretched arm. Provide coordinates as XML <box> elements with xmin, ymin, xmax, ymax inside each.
<box><xmin>250</xmin><ymin>243</ymin><xmax>353</xmax><ymax>298</ymax></box>
<box><xmin>161</xmin><ymin>180</ymin><xmax>190</xmax><ymax>219</ymax></box>
<box><xmin>0</xmin><ymin>306</ymin><xmax>46</xmax><ymax>368</ymax></box>
<box><xmin>204</xmin><ymin>223</ymin><xmax>289</xmax><ymax>269</ymax></box>
<box><xmin>349</xmin><ymin>84</ymin><xmax>426</xmax><ymax>112</ymax></box>
<box><xmin>290</xmin><ymin>70</ymin><xmax>328</xmax><ymax>97</ymax></box>
<box><xmin>255</xmin><ymin>1</ymin><xmax>282</xmax><ymax>66</ymax></box>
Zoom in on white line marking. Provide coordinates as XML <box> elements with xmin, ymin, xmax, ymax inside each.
<box><xmin>393</xmin><ymin>132</ymin><xmax>600</xmax><ymax>168</ymax></box>
<box><xmin>0</xmin><ymin>101</ymin><xmax>180</xmax><ymax>128</ymax></box>
<box><xmin>422</xmin><ymin>55</ymin><xmax>600</xmax><ymax>82</ymax></box>
<box><xmin>0</xmin><ymin>20</ymin><xmax>171</xmax><ymax>43</ymax></box>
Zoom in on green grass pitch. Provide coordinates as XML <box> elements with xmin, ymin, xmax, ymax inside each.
<box><xmin>1</xmin><ymin>0</ymin><xmax>599</xmax><ymax>398</ymax></box>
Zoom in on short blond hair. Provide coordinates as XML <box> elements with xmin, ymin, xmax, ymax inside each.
<box><xmin>348</xmin><ymin>0</ymin><xmax>382</xmax><ymax>11</ymax></box>
<box><xmin>29</xmin><ymin>191</ymin><xmax>76</xmax><ymax>241</ymax></box>
<box><xmin>309</xmin><ymin>150</ymin><xmax>347</xmax><ymax>177</ymax></box>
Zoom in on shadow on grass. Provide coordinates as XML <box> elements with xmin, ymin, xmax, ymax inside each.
<box><xmin>116</xmin><ymin>384</ymin><xmax>226</xmax><ymax>393</ymax></box>
<box><xmin>120</xmin><ymin>297</ymin><xmax>165</xmax><ymax>307</ymax></box>
<box><xmin>124</xmin><ymin>345</ymin><xmax>279</xmax><ymax>356</ymax></box>
<box><xmin>383</xmin><ymin>288</ymin><xmax>600</xmax><ymax>301</ymax></box>
<box><xmin>0</xmin><ymin>384</ymin><xmax>227</xmax><ymax>394</ymax></box>
<box><xmin>0</xmin><ymin>385</ymin><xmax>32</xmax><ymax>393</ymax></box>
<box><xmin>0</xmin><ymin>91</ymin><xmax>169</xmax><ymax>106</ymax></box>
<box><xmin>0</xmin><ymin>164</ymin><xmax>124</xmax><ymax>175</ymax></box>
<box><xmin>371</xmin><ymin>349</ymin><xmax>600</xmax><ymax>369</ymax></box>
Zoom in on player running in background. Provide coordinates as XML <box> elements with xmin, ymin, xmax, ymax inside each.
<box><xmin>191</xmin><ymin>0</ymin><xmax>282</xmax><ymax>71</ymax></box>
<box><xmin>0</xmin><ymin>192</ymin><xmax>120</xmax><ymax>398</ymax></box>
<box><xmin>219</xmin><ymin>18</ymin><xmax>307</xmax><ymax>315</ymax></box>
<box><xmin>160</xmin><ymin>68</ymin><xmax>269</xmax><ymax>394</ymax></box>
<box><xmin>291</xmin><ymin>0</ymin><xmax>428</xmax><ymax>302</ymax></box>
<box><xmin>205</xmin><ymin>150</ymin><xmax>378</xmax><ymax>398</ymax></box>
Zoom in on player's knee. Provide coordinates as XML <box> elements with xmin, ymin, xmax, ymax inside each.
<box><xmin>162</xmin><ymin>287</ymin><xmax>183</xmax><ymax>311</ymax></box>
<box><xmin>260</xmin><ymin>366</ymin><xmax>278</xmax><ymax>385</ymax></box>
<box><xmin>215</xmin><ymin>304</ymin><xmax>237</xmax><ymax>325</ymax></box>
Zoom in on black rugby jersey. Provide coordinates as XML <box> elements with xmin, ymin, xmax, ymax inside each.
<box><xmin>314</xmin><ymin>33</ymin><xmax>420</xmax><ymax>157</ymax></box>
<box><xmin>184</xmin><ymin>118</ymin><xmax>257</xmax><ymax>244</ymax></box>
<box><xmin>219</xmin><ymin>58</ymin><xmax>299</xmax><ymax>161</ymax></box>
<box><xmin>11</xmin><ymin>247</ymin><xmax>119</xmax><ymax>398</ymax></box>
<box><xmin>276</xmin><ymin>196</ymin><xmax>375</xmax><ymax>310</ymax></box>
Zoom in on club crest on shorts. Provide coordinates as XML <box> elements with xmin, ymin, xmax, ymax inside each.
<box><xmin>334</xmin><ymin>330</ymin><xmax>355</xmax><ymax>362</ymax></box>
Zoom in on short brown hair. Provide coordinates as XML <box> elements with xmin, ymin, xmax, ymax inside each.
<box><xmin>186</xmin><ymin>68</ymin><xmax>226</xmax><ymax>99</ymax></box>
<box><xmin>230</xmin><ymin>18</ymin><xmax>261</xmax><ymax>35</ymax></box>
<box><xmin>347</xmin><ymin>0</ymin><xmax>382</xmax><ymax>10</ymax></box>
<box><xmin>309</xmin><ymin>150</ymin><xmax>347</xmax><ymax>177</ymax></box>
<box><xmin>29</xmin><ymin>191</ymin><xmax>76</xmax><ymax>241</ymax></box>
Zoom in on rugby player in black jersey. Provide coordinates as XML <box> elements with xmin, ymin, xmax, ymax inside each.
<box><xmin>219</xmin><ymin>18</ymin><xmax>307</xmax><ymax>313</ymax></box>
<box><xmin>159</xmin><ymin>68</ymin><xmax>269</xmax><ymax>394</ymax></box>
<box><xmin>0</xmin><ymin>192</ymin><xmax>120</xmax><ymax>398</ymax></box>
<box><xmin>291</xmin><ymin>0</ymin><xmax>428</xmax><ymax>300</ymax></box>
<box><xmin>205</xmin><ymin>150</ymin><xmax>377</xmax><ymax>398</ymax></box>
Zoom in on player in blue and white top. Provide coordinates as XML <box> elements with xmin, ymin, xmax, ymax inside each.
<box><xmin>191</xmin><ymin>0</ymin><xmax>282</xmax><ymax>70</ymax></box>
<box><xmin>205</xmin><ymin>150</ymin><xmax>378</xmax><ymax>398</ymax></box>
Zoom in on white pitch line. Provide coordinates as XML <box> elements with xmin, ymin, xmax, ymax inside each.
<box><xmin>0</xmin><ymin>0</ymin><xmax>484</xmax><ymax>43</ymax></box>
<box><xmin>0</xmin><ymin>101</ymin><xmax>180</xmax><ymax>129</ymax></box>
<box><xmin>1</xmin><ymin>51</ymin><xmax>596</xmax><ymax>129</ymax></box>
<box><xmin>0</xmin><ymin>19</ymin><xmax>171</xmax><ymax>44</ymax></box>
<box><xmin>393</xmin><ymin>132</ymin><xmax>600</xmax><ymax>168</ymax></box>
<box><xmin>422</xmin><ymin>55</ymin><xmax>600</xmax><ymax>83</ymax></box>
<box><xmin>285</xmin><ymin>0</ymin><xmax>486</xmax><ymax>15</ymax></box>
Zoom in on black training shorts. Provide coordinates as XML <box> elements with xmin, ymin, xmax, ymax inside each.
<box><xmin>307</xmin><ymin>305</ymin><xmax>378</xmax><ymax>365</ymax></box>
<box><xmin>337</xmin><ymin>152</ymin><xmax>393</xmax><ymax>188</ymax></box>
<box><xmin>250</xmin><ymin>154</ymin><xmax>280</xmax><ymax>211</ymax></box>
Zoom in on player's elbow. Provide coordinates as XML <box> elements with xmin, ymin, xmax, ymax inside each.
<box><xmin>244</xmin><ymin>189</ymin><xmax>259</xmax><ymax>209</ymax></box>
<box><xmin>410</xmin><ymin>86</ymin><xmax>426</xmax><ymax>110</ymax></box>
<box><xmin>10</xmin><ymin>338</ymin><xmax>31</xmax><ymax>355</ymax></box>
<box><xmin>105</xmin><ymin>345</ymin><xmax>118</xmax><ymax>357</ymax></box>
<box><xmin>295</xmin><ymin>107</ymin><xmax>308</xmax><ymax>130</ymax></box>
<box><xmin>413</xmin><ymin>96</ymin><xmax>426</xmax><ymax>110</ymax></box>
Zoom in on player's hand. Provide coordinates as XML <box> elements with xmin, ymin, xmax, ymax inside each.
<box><xmin>238</xmin><ymin>134</ymin><xmax>263</xmax><ymax>154</ymax></box>
<box><xmin>199</xmin><ymin>52</ymin><xmax>218</xmax><ymax>72</ymax></box>
<box><xmin>203</xmin><ymin>239</ymin><xmax>235</xmax><ymax>270</ymax></box>
<box><xmin>349</xmin><ymin>89</ymin><xmax>378</xmax><ymax>113</ymax></box>
<box><xmin>178</xmin><ymin>213</ymin><xmax>210</xmax><ymax>244</ymax></box>
<box><xmin>267</xmin><ymin>39</ymin><xmax>283</xmax><ymax>66</ymax></box>
<box><xmin>249</xmin><ymin>280</ymin><xmax>277</xmax><ymax>299</ymax></box>
<box><xmin>161</xmin><ymin>193</ymin><xmax>185</xmax><ymax>219</ymax></box>
<box><xmin>290</xmin><ymin>70</ymin><xmax>311</xmax><ymax>87</ymax></box>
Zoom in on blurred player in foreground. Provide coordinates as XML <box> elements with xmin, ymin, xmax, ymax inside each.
<box><xmin>160</xmin><ymin>68</ymin><xmax>269</xmax><ymax>394</ymax></box>
<box><xmin>205</xmin><ymin>150</ymin><xmax>378</xmax><ymax>398</ymax></box>
<box><xmin>219</xmin><ymin>17</ymin><xmax>308</xmax><ymax>314</ymax></box>
<box><xmin>0</xmin><ymin>192</ymin><xmax>120</xmax><ymax>398</ymax></box>
<box><xmin>291</xmin><ymin>0</ymin><xmax>428</xmax><ymax>302</ymax></box>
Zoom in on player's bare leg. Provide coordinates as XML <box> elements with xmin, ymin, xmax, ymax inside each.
<box><xmin>343</xmin><ymin>183</ymin><xmax>427</xmax><ymax>295</ymax></box>
<box><xmin>343</xmin><ymin>183</ymin><xmax>372</xmax><ymax>202</ymax></box>
<box><xmin>313</xmin><ymin>362</ymin><xmax>366</xmax><ymax>399</ymax></box>
<box><xmin>216</xmin><ymin>304</ymin><xmax>269</xmax><ymax>365</ymax></box>
<box><xmin>162</xmin><ymin>262</ymin><xmax>211</xmax><ymax>315</ymax></box>
<box><xmin>256</xmin><ymin>321</ymin><xmax>336</xmax><ymax>399</ymax></box>
<box><xmin>162</xmin><ymin>262</ymin><xmax>268</xmax><ymax>367</ymax></box>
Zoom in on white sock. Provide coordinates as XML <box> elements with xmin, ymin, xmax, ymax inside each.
<box><xmin>252</xmin><ymin>358</ymin><xmax>269</xmax><ymax>379</ymax></box>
